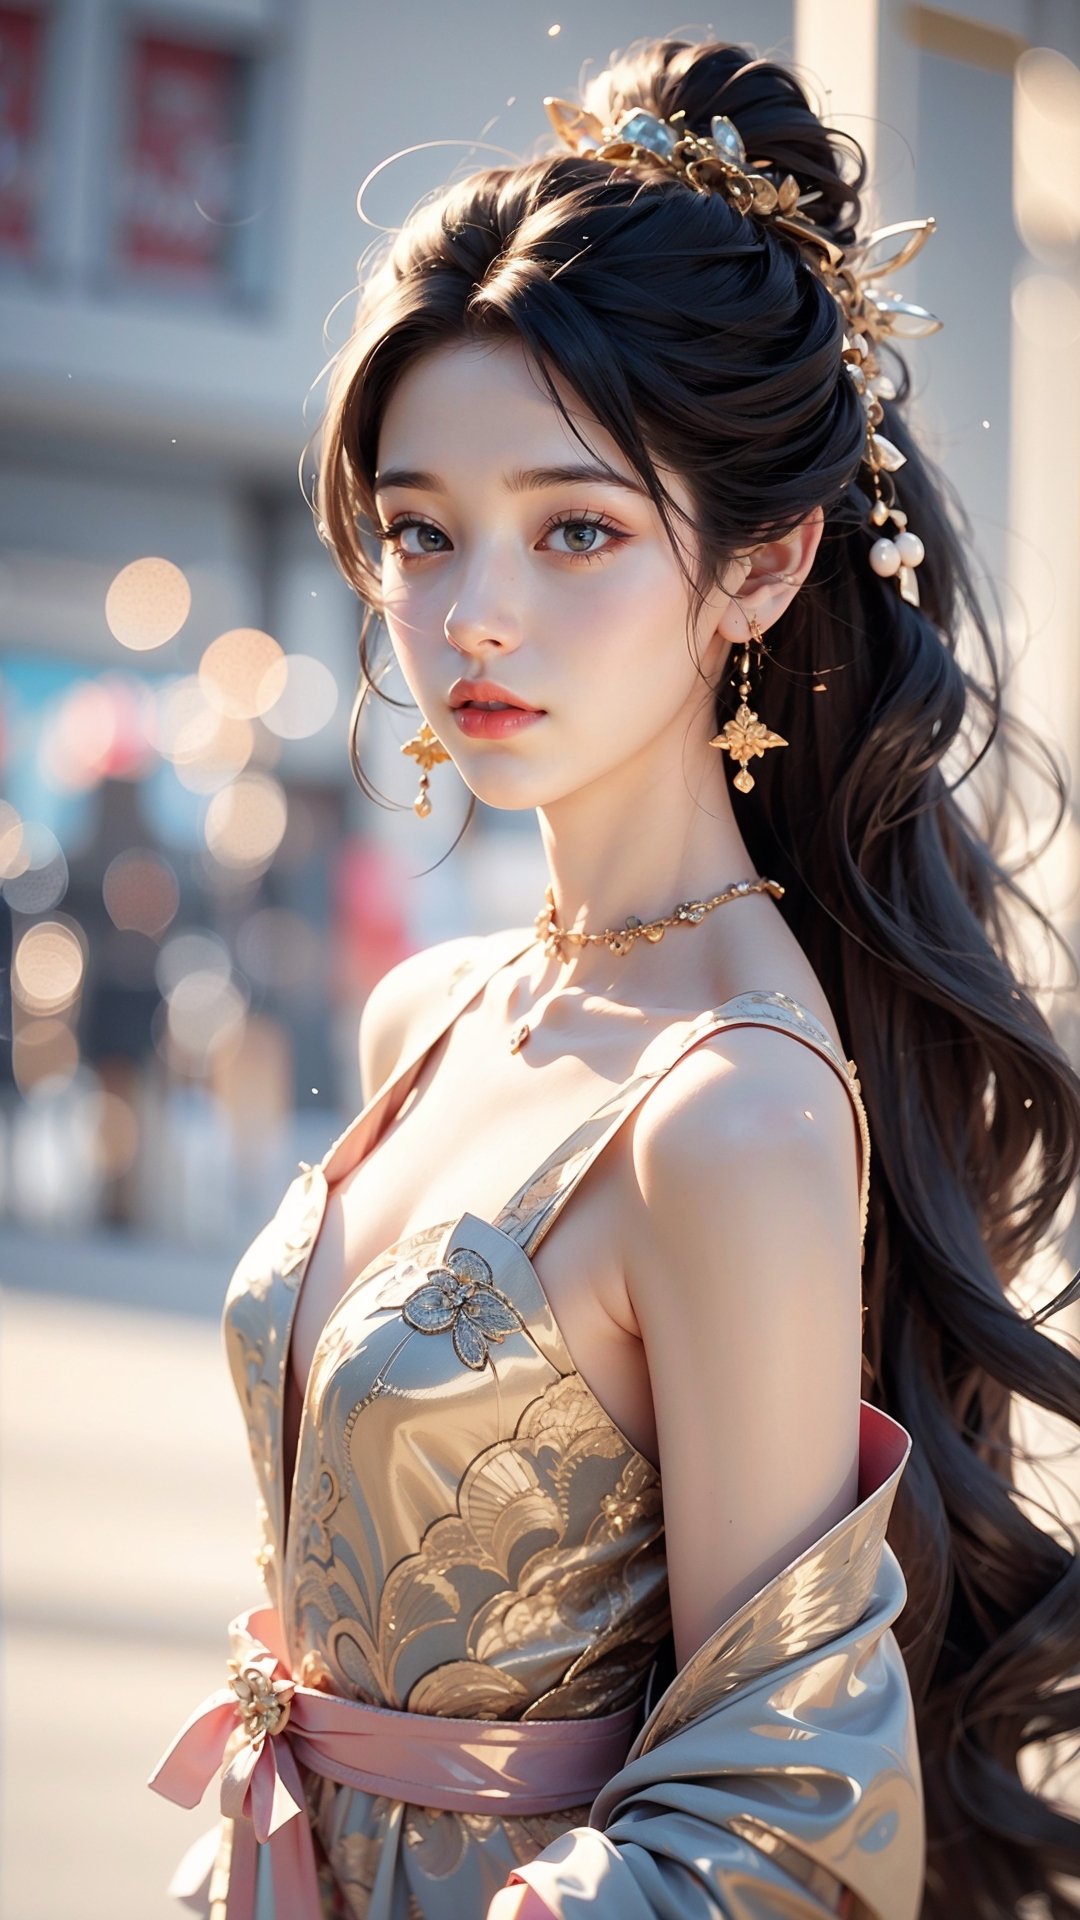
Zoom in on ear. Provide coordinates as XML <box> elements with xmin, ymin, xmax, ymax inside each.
<box><xmin>704</xmin><ymin>505</ymin><xmax>825</xmax><ymax>655</ymax></box>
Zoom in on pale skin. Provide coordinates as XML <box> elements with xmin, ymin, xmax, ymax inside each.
<box><xmin>297</xmin><ymin>338</ymin><xmax>864</xmax><ymax>1920</ymax></box>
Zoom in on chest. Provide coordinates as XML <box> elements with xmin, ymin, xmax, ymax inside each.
<box><xmin>287</xmin><ymin>1016</ymin><xmax>660</xmax><ymax>1473</ymax></box>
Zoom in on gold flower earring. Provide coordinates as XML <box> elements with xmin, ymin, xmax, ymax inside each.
<box><xmin>709</xmin><ymin>613</ymin><xmax>788</xmax><ymax>793</ymax></box>
<box><xmin>400</xmin><ymin>718</ymin><xmax>452</xmax><ymax>818</ymax></box>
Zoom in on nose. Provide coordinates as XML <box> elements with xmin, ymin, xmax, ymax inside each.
<box><xmin>443</xmin><ymin>604</ymin><xmax>525</xmax><ymax>655</ymax></box>
<box><xmin>442</xmin><ymin>557</ymin><xmax>525</xmax><ymax>656</ymax></box>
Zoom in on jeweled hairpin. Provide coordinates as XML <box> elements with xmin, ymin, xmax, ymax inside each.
<box><xmin>544</xmin><ymin>96</ymin><xmax>942</xmax><ymax>608</ymax></box>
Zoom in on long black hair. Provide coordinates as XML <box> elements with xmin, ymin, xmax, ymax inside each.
<box><xmin>310</xmin><ymin>37</ymin><xmax>1080</xmax><ymax>1918</ymax></box>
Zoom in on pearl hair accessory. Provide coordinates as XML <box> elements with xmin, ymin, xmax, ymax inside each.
<box><xmin>544</xmin><ymin>95</ymin><xmax>942</xmax><ymax>608</ymax></box>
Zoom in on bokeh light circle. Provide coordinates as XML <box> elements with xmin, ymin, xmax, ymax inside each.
<box><xmin>176</xmin><ymin>716</ymin><xmax>255</xmax><ymax>793</ymax></box>
<box><xmin>2</xmin><ymin>822</ymin><xmax>68</xmax><ymax>914</ymax></box>
<box><xmin>156</xmin><ymin>676</ymin><xmax>211</xmax><ymax>761</ymax></box>
<box><xmin>105</xmin><ymin>557</ymin><xmax>191</xmax><ymax>651</ymax></box>
<box><xmin>103</xmin><ymin>848</ymin><xmax>180</xmax><ymax>938</ymax></box>
<box><xmin>166</xmin><ymin>970</ymin><xmax>249</xmax><ymax>1067</ymax></box>
<box><xmin>155</xmin><ymin>928</ymin><xmax>231</xmax><ymax>998</ymax></box>
<box><xmin>262</xmin><ymin>654</ymin><xmax>339</xmax><ymax>739</ymax></box>
<box><xmin>204</xmin><ymin>772</ymin><xmax>288</xmax><ymax>869</ymax></box>
<box><xmin>12</xmin><ymin>919</ymin><xmax>86</xmax><ymax>1014</ymax></box>
<box><xmin>199</xmin><ymin>629</ymin><xmax>287</xmax><ymax>720</ymax></box>
<box><xmin>154</xmin><ymin>674</ymin><xmax>257</xmax><ymax>791</ymax></box>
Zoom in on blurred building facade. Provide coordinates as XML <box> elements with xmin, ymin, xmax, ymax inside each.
<box><xmin>0</xmin><ymin>0</ymin><xmax>1078</xmax><ymax>1257</ymax></box>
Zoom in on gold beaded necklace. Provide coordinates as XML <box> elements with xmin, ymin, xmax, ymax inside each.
<box><xmin>509</xmin><ymin>874</ymin><xmax>784</xmax><ymax>1053</ymax></box>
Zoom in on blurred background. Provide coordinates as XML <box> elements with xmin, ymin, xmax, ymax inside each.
<box><xmin>2</xmin><ymin>1</ymin><xmax>1079</xmax><ymax>1915</ymax></box>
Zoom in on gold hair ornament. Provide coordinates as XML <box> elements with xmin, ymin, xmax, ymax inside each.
<box><xmin>544</xmin><ymin>96</ymin><xmax>942</xmax><ymax>609</ymax></box>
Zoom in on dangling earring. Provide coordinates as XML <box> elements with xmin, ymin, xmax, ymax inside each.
<box><xmin>400</xmin><ymin>718</ymin><xmax>451</xmax><ymax>818</ymax></box>
<box><xmin>709</xmin><ymin>614</ymin><xmax>788</xmax><ymax>794</ymax></box>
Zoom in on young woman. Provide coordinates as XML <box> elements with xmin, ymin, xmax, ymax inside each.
<box><xmin>150</xmin><ymin>36</ymin><xmax>1080</xmax><ymax>1920</ymax></box>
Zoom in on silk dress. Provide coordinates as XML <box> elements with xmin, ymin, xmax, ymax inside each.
<box><xmin>151</xmin><ymin>925</ymin><xmax>922</xmax><ymax>1920</ymax></box>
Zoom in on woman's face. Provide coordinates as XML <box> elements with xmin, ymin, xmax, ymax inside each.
<box><xmin>373</xmin><ymin>336</ymin><xmax>745</xmax><ymax>813</ymax></box>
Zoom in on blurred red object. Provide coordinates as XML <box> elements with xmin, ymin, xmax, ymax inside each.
<box><xmin>333</xmin><ymin>840</ymin><xmax>411</xmax><ymax>1000</ymax></box>
<box><xmin>0</xmin><ymin>6</ymin><xmax>46</xmax><ymax>261</ymax></box>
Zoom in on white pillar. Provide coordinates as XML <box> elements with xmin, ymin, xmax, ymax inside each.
<box><xmin>793</xmin><ymin>0</ymin><xmax>882</xmax><ymax>205</ymax></box>
<box><xmin>1006</xmin><ymin>46</ymin><xmax>1080</xmax><ymax>983</ymax></box>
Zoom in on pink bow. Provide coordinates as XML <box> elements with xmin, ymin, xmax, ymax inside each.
<box><xmin>148</xmin><ymin>1607</ymin><xmax>321</xmax><ymax>1920</ymax></box>
<box><xmin>149</xmin><ymin>1604</ymin><xmax>639</xmax><ymax>1919</ymax></box>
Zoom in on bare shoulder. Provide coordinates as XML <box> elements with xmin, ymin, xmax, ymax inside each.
<box><xmin>624</xmin><ymin>1013</ymin><xmax>866</xmax><ymax>1420</ymax></box>
<box><xmin>358</xmin><ymin>928</ymin><xmax>524</xmax><ymax>1103</ymax></box>
<box><xmin>631</xmin><ymin>1013</ymin><xmax>860</xmax><ymax>1188</ymax></box>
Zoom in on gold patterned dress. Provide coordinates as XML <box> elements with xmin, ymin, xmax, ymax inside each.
<box><xmin>155</xmin><ymin>926</ymin><xmax>922</xmax><ymax>1920</ymax></box>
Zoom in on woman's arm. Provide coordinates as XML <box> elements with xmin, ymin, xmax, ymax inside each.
<box><xmin>487</xmin><ymin>1027</ymin><xmax>899</xmax><ymax>1920</ymax></box>
<box><xmin>625</xmin><ymin>1023</ymin><xmax>865</xmax><ymax>1668</ymax></box>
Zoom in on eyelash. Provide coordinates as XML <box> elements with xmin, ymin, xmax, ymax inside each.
<box><xmin>375</xmin><ymin>510</ymin><xmax>628</xmax><ymax>567</ymax></box>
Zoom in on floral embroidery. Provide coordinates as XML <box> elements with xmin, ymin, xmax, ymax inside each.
<box><xmin>401</xmin><ymin>1247</ymin><xmax>523</xmax><ymax>1370</ymax></box>
<box><xmin>286</xmin><ymin>1371</ymin><xmax>666</xmax><ymax>1722</ymax></box>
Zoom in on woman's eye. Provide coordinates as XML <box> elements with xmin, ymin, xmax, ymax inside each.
<box><xmin>543</xmin><ymin>515</ymin><xmax>625</xmax><ymax>562</ymax></box>
<box><xmin>381</xmin><ymin>518</ymin><xmax>449</xmax><ymax>558</ymax></box>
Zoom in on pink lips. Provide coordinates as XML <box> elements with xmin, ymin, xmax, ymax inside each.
<box><xmin>448</xmin><ymin>677</ymin><xmax>543</xmax><ymax>712</ymax></box>
<box><xmin>451</xmin><ymin>706</ymin><xmax>544</xmax><ymax>739</ymax></box>
<box><xmin>447</xmin><ymin>676</ymin><xmax>545</xmax><ymax>740</ymax></box>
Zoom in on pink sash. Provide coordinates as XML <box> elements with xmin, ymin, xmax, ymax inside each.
<box><xmin>148</xmin><ymin>1605</ymin><xmax>640</xmax><ymax>1920</ymax></box>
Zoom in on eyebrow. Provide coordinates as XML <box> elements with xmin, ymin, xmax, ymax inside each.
<box><xmin>374</xmin><ymin>462</ymin><xmax>646</xmax><ymax>497</ymax></box>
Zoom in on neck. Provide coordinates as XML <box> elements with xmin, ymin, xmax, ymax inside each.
<box><xmin>528</xmin><ymin>706</ymin><xmax>769</xmax><ymax>1010</ymax></box>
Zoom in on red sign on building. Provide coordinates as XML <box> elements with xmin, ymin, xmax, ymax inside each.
<box><xmin>116</xmin><ymin>35</ymin><xmax>244</xmax><ymax>283</ymax></box>
<box><xmin>0</xmin><ymin>6</ymin><xmax>47</xmax><ymax>260</ymax></box>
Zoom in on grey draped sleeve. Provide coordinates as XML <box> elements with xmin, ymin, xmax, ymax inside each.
<box><xmin>507</xmin><ymin>1404</ymin><xmax>924</xmax><ymax>1920</ymax></box>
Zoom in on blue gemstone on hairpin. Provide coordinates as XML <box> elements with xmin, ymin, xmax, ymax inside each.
<box><xmin>711</xmin><ymin>115</ymin><xmax>747</xmax><ymax>165</ymax></box>
<box><xmin>614</xmin><ymin>109</ymin><xmax>678</xmax><ymax>157</ymax></box>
